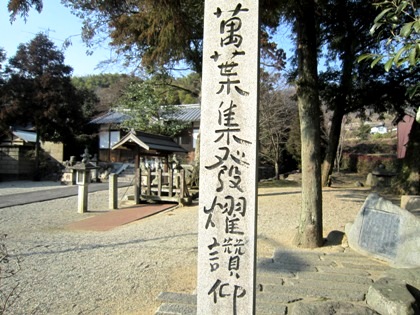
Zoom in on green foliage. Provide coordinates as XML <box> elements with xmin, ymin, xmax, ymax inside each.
<box><xmin>371</xmin><ymin>132</ymin><xmax>392</xmax><ymax>140</ymax></box>
<box><xmin>72</xmin><ymin>73</ymin><xmax>135</xmax><ymax>114</ymax></box>
<box><xmin>7</xmin><ymin>0</ymin><xmax>285</xmax><ymax>75</ymax></box>
<box><xmin>340</xmin><ymin>153</ymin><xmax>401</xmax><ymax>175</ymax></box>
<box><xmin>357</xmin><ymin>123</ymin><xmax>372</xmax><ymax>140</ymax></box>
<box><xmin>358</xmin><ymin>154</ymin><xmax>400</xmax><ymax>174</ymax></box>
<box><xmin>0</xmin><ymin>33</ymin><xmax>85</xmax><ymax>142</ymax></box>
<box><xmin>74</xmin><ymin>87</ymin><xmax>99</xmax><ymax>119</ymax></box>
<box><xmin>116</xmin><ymin>80</ymin><xmax>187</xmax><ymax>137</ymax></box>
<box><xmin>358</xmin><ymin>0</ymin><xmax>419</xmax><ymax>97</ymax></box>
<box><xmin>71</xmin><ymin>73</ymin><xmax>134</xmax><ymax>91</ymax></box>
<box><xmin>172</xmin><ymin>73</ymin><xmax>200</xmax><ymax>104</ymax></box>
<box><xmin>65</xmin><ymin>0</ymin><xmax>205</xmax><ymax>73</ymax></box>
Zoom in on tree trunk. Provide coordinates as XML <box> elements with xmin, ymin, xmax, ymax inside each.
<box><xmin>189</xmin><ymin>132</ymin><xmax>200</xmax><ymax>188</ymax></box>
<box><xmin>321</xmin><ymin>106</ymin><xmax>344</xmax><ymax>186</ymax></box>
<box><xmin>293</xmin><ymin>0</ymin><xmax>323</xmax><ymax>248</ymax></box>
<box><xmin>321</xmin><ymin>38</ymin><xmax>354</xmax><ymax>187</ymax></box>
<box><xmin>274</xmin><ymin>160</ymin><xmax>280</xmax><ymax>180</ymax></box>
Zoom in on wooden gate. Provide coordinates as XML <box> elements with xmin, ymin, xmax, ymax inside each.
<box><xmin>136</xmin><ymin>160</ymin><xmax>191</xmax><ymax>205</ymax></box>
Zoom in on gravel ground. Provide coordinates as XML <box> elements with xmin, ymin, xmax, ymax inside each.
<box><xmin>0</xmin><ymin>179</ymin><xmax>373</xmax><ymax>314</ymax></box>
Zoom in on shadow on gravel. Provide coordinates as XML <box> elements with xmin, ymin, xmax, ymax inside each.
<box><xmin>258</xmin><ymin>190</ymin><xmax>301</xmax><ymax>197</ymax></box>
<box><xmin>11</xmin><ymin>233</ymin><xmax>198</xmax><ymax>258</ymax></box>
<box><xmin>323</xmin><ymin>188</ymin><xmax>370</xmax><ymax>203</ymax></box>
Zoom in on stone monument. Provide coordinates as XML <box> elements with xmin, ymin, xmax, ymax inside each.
<box><xmin>346</xmin><ymin>193</ymin><xmax>420</xmax><ymax>268</ymax></box>
<box><xmin>197</xmin><ymin>1</ymin><xmax>260</xmax><ymax>314</ymax></box>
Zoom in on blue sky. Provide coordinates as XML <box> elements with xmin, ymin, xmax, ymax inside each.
<box><xmin>0</xmin><ymin>2</ymin><xmax>115</xmax><ymax>76</ymax></box>
<box><xmin>1</xmin><ymin>3</ymin><xmax>298</xmax><ymax>77</ymax></box>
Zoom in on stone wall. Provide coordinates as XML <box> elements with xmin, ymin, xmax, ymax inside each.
<box><xmin>0</xmin><ymin>146</ymin><xmax>34</xmax><ymax>180</ymax></box>
<box><xmin>42</xmin><ymin>141</ymin><xmax>64</xmax><ymax>163</ymax></box>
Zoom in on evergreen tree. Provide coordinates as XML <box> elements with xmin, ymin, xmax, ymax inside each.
<box><xmin>0</xmin><ymin>33</ymin><xmax>84</xmax><ymax>179</ymax></box>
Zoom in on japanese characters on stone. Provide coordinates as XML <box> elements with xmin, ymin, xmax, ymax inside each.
<box><xmin>198</xmin><ymin>1</ymin><xmax>259</xmax><ymax>314</ymax></box>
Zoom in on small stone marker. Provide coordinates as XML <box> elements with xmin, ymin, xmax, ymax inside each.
<box><xmin>346</xmin><ymin>193</ymin><xmax>420</xmax><ymax>268</ymax></box>
<box><xmin>109</xmin><ymin>173</ymin><xmax>118</xmax><ymax>210</ymax></box>
<box><xmin>197</xmin><ymin>1</ymin><xmax>260</xmax><ymax>314</ymax></box>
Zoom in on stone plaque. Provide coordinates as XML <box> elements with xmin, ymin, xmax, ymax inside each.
<box><xmin>359</xmin><ymin>208</ymin><xmax>400</xmax><ymax>259</ymax></box>
<box><xmin>197</xmin><ymin>1</ymin><xmax>260</xmax><ymax>314</ymax></box>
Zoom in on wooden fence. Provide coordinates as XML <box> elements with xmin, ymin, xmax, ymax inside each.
<box><xmin>135</xmin><ymin>163</ymin><xmax>191</xmax><ymax>205</ymax></box>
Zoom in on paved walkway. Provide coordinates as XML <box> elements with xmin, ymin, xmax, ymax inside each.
<box><xmin>0</xmin><ymin>182</ymin><xmax>130</xmax><ymax>208</ymax></box>
<box><xmin>66</xmin><ymin>203</ymin><xmax>177</xmax><ymax>231</ymax></box>
<box><xmin>0</xmin><ymin>181</ymin><xmax>177</xmax><ymax>231</ymax></box>
<box><xmin>155</xmin><ymin>248</ymin><xmax>390</xmax><ymax>315</ymax></box>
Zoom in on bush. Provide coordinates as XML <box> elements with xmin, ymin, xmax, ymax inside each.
<box><xmin>340</xmin><ymin>153</ymin><xmax>401</xmax><ymax>175</ymax></box>
<box><xmin>358</xmin><ymin>154</ymin><xmax>400</xmax><ymax>175</ymax></box>
<box><xmin>357</xmin><ymin>124</ymin><xmax>371</xmax><ymax>140</ymax></box>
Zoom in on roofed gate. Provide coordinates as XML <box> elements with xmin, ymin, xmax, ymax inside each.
<box><xmin>112</xmin><ymin>130</ymin><xmax>191</xmax><ymax>205</ymax></box>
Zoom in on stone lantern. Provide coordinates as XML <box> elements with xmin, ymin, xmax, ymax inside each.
<box><xmin>71</xmin><ymin>149</ymin><xmax>98</xmax><ymax>213</ymax></box>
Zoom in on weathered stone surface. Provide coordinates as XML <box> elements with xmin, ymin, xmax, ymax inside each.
<box><xmin>341</xmin><ymin>262</ymin><xmax>389</xmax><ymax>272</ymax></box>
<box><xmin>257</xmin><ymin>292</ymin><xmax>303</xmax><ymax>304</ymax></box>
<box><xmin>346</xmin><ymin>193</ymin><xmax>420</xmax><ymax>268</ymax></box>
<box><xmin>289</xmin><ymin>301</ymin><xmax>379</xmax><ymax>315</ymax></box>
<box><xmin>384</xmin><ymin>268</ymin><xmax>420</xmax><ymax>291</ymax></box>
<box><xmin>295</xmin><ymin>271</ymin><xmax>373</xmax><ymax>285</ymax></box>
<box><xmin>256</xmin><ymin>301</ymin><xmax>287</xmax><ymax>315</ymax></box>
<box><xmin>259</xmin><ymin>260</ymin><xmax>318</xmax><ymax>272</ymax></box>
<box><xmin>197</xmin><ymin>0</ymin><xmax>260</xmax><ymax>313</ymax></box>
<box><xmin>316</xmin><ymin>266</ymin><xmax>372</xmax><ymax>277</ymax></box>
<box><xmin>366</xmin><ymin>268</ymin><xmax>420</xmax><ymax>314</ymax></box>
<box><xmin>155</xmin><ymin>303</ymin><xmax>196</xmax><ymax>315</ymax></box>
<box><xmin>285</xmin><ymin>278</ymin><xmax>370</xmax><ymax>295</ymax></box>
<box><xmin>401</xmin><ymin>195</ymin><xmax>420</xmax><ymax>211</ymax></box>
<box><xmin>366</xmin><ymin>277</ymin><xmax>418</xmax><ymax>315</ymax></box>
<box><xmin>264</xmin><ymin>283</ymin><xmax>366</xmax><ymax>301</ymax></box>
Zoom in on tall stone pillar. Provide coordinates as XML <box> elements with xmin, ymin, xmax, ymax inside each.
<box><xmin>197</xmin><ymin>1</ymin><xmax>260</xmax><ymax>314</ymax></box>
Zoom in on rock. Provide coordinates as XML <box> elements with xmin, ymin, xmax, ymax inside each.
<box><xmin>366</xmin><ymin>277</ymin><xmax>418</xmax><ymax>315</ymax></box>
<box><xmin>401</xmin><ymin>195</ymin><xmax>420</xmax><ymax>211</ymax></box>
<box><xmin>345</xmin><ymin>193</ymin><xmax>420</xmax><ymax>268</ymax></box>
<box><xmin>289</xmin><ymin>301</ymin><xmax>379</xmax><ymax>315</ymax></box>
<box><xmin>365</xmin><ymin>173</ymin><xmax>373</xmax><ymax>187</ymax></box>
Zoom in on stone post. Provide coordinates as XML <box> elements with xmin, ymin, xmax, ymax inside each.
<box><xmin>109</xmin><ymin>173</ymin><xmax>118</xmax><ymax>210</ymax></box>
<box><xmin>134</xmin><ymin>154</ymin><xmax>140</xmax><ymax>204</ymax></box>
<box><xmin>197</xmin><ymin>1</ymin><xmax>260</xmax><ymax>314</ymax></box>
<box><xmin>78</xmin><ymin>183</ymin><xmax>88</xmax><ymax>214</ymax></box>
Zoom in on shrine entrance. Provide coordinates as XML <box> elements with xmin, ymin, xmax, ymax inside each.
<box><xmin>111</xmin><ymin>130</ymin><xmax>191</xmax><ymax>205</ymax></box>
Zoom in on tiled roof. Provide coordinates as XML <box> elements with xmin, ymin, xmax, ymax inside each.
<box><xmin>90</xmin><ymin>105</ymin><xmax>201</xmax><ymax>125</ymax></box>
<box><xmin>112</xmin><ymin>130</ymin><xmax>186</xmax><ymax>153</ymax></box>
<box><xmin>89</xmin><ymin>111</ymin><xmax>131</xmax><ymax>124</ymax></box>
<box><xmin>172</xmin><ymin>104</ymin><xmax>201</xmax><ymax>122</ymax></box>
